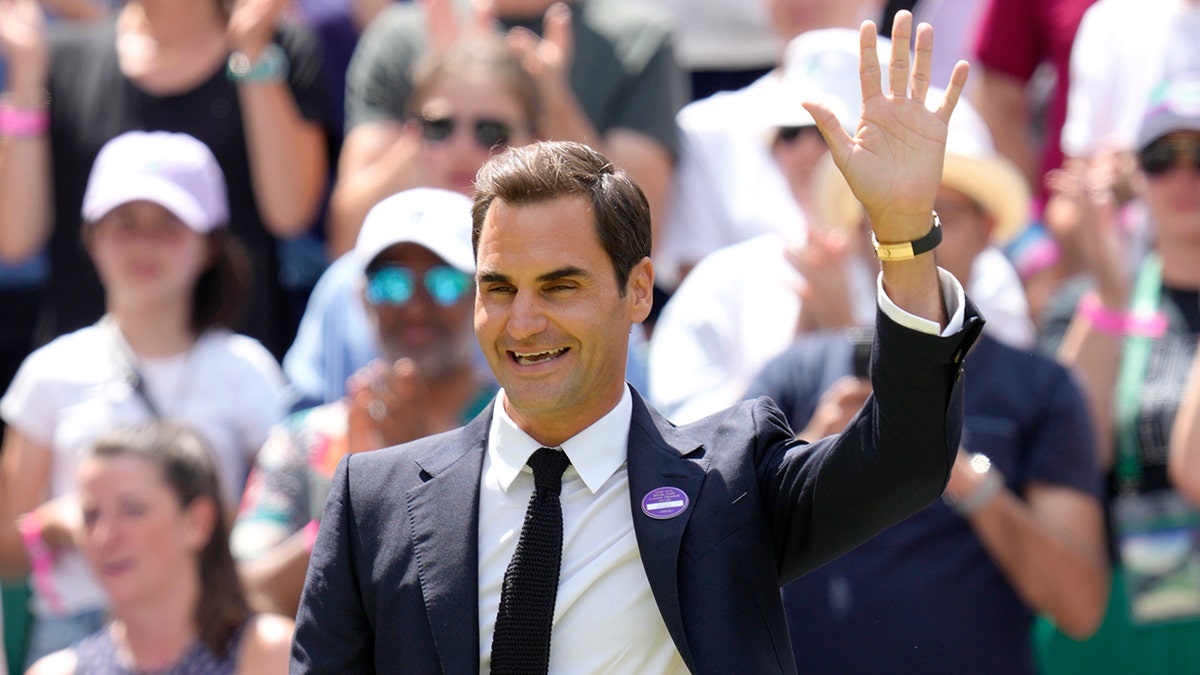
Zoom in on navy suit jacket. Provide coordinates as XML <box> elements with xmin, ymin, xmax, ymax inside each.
<box><xmin>291</xmin><ymin>307</ymin><xmax>983</xmax><ymax>674</ymax></box>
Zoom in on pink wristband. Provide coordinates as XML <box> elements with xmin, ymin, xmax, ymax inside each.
<box><xmin>1077</xmin><ymin>292</ymin><xmax>1128</xmax><ymax>336</ymax></box>
<box><xmin>303</xmin><ymin>519</ymin><xmax>320</xmax><ymax>554</ymax></box>
<box><xmin>0</xmin><ymin>103</ymin><xmax>48</xmax><ymax>138</ymax></box>
<box><xmin>17</xmin><ymin>511</ymin><xmax>64</xmax><ymax>614</ymax></box>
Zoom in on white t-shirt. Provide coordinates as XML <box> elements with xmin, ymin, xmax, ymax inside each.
<box><xmin>1062</xmin><ymin>0</ymin><xmax>1200</xmax><ymax>157</ymax></box>
<box><xmin>654</xmin><ymin>74</ymin><xmax>807</xmax><ymax>288</ymax></box>
<box><xmin>0</xmin><ymin>322</ymin><xmax>287</xmax><ymax>617</ymax></box>
<box><xmin>649</xmin><ymin>239</ymin><xmax>1032</xmax><ymax>424</ymax></box>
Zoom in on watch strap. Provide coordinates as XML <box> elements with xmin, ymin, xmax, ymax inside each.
<box><xmin>872</xmin><ymin>211</ymin><xmax>943</xmax><ymax>262</ymax></box>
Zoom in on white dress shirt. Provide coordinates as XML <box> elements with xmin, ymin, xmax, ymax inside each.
<box><xmin>477</xmin><ymin>273</ymin><xmax>966</xmax><ymax>672</ymax></box>
<box><xmin>479</xmin><ymin>387</ymin><xmax>689</xmax><ymax>674</ymax></box>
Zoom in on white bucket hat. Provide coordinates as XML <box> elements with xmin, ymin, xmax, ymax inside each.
<box><xmin>757</xmin><ymin>28</ymin><xmax>892</xmax><ymax>135</ymax></box>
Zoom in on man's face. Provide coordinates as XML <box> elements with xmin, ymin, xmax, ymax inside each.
<box><xmin>363</xmin><ymin>243</ymin><xmax>476</xmax><ymax>377</ymax></box>
<box><xmin>932</xmin><ymin>185</ymin><xmax>993</xmax><ymax>285</ymax></box>
<box><xmin>474</xmin><ymin>195</ymin><xmax>653</xmax><ymax>445</ymax></box>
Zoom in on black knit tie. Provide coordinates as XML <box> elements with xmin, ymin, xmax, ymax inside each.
<box><xmin>490</xmin><ymin>447</ymin><xmax>572</xmax><ymax>674</ymax></box>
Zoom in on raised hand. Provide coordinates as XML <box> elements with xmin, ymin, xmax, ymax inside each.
<box><xmin>803</xmin><ymin>11</ymin><xmax>969</xmax><ymax>243</ymax></box>
<box><xmin>227</xmin><ymin>0</ymin><xmax>289</xmax><ymax>58</ymax></box>
<box><xmin>0</xmin><ymin>0</ymin><xmax>48</xmax><ymax>95</ymax></box>
<box><xmin>506</xmin><ymin>2</ymin><xmax>573</xmax><ymax>95</ymax></box>
<box><xmin>423</xmin><ymin>0</ymin><xmax>497</xmax><ymax>52</ymax></box>
<box><xmin>346</xmin><ymin>358</ymin><xmax>434</xmax><ymax>454</ymax></box>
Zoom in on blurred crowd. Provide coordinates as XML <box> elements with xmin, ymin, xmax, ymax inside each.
<box><xmin>2</xmin><ymin>0</ymin><xmax>1200</xmax><ymax>672</ymax></box>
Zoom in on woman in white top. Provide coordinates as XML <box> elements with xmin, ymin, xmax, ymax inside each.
<box><xmin>0</xmin><ymin>131</ymin><xmax>287</xmax><ymax>666</ymax></box>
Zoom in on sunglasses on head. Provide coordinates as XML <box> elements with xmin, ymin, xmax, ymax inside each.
<box><xmin>1138</xmin><ymin>137</ymin><xmax>1200</xmax><ymax>175</ymax></box>
<box><xmin>365</xmin><ymin>265</ymin><xmax>473</xmax><ymax>307</ymax></box>
<box><xmin>419</xmin><ymin>116</ymin><xmax>513</xmax><ymax>149</ymax></box>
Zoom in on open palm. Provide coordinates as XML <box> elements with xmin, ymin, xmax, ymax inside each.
<box><xmin>805</xmin><ymin>12</ymin><xmax>969</xmax><ymax>240</ymax></box>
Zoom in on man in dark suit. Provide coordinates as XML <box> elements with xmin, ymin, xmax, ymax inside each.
<box><xmin>291</xmin><ymin>12</ymin><xmax>982</xmax><ymax>674</ymax></box>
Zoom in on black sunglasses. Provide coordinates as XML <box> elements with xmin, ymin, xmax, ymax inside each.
<box><xmin>420</xmin><ymin>116</ymin><xmax>512</xmax><ymax>149</ymax></box>
<box><xmin>1138</xmin><ymin>137</ymin><xmax>1200</xmax><ymax>175</ymax></box>
<box><xmin>776</xmin><ymin>125</ymin><xmax>823</xmax><ymax>145</ymax></box>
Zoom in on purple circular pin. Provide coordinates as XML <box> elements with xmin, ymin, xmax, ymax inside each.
<box><xmin>641</xmin><ymin>486</ymin><xmax>689</xmax><ymax>520</ymax></box>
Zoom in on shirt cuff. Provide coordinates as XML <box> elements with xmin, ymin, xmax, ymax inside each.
<box><xmin>876</xmin><ymin>267</ymin><xmax>965</xmax><ymax>337</ymax></box>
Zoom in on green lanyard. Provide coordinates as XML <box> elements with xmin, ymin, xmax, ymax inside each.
<box><xmin>1114</xmin><ymin>254</ymin><xmax>1165</xmax><ymax>494</ymax></box>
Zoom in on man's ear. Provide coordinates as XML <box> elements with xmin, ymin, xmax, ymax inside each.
<box><xmin>626</xmin><ymin>257</ymin><xmax>655</xmax><ymax>324</ymax></box>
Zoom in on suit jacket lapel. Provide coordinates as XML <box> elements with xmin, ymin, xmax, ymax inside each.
<box><xmin>626</xmin><ymin>392</ymin><xmax>707</xmax><ymax>668</ymax></box>
<box><xmin>406</xmin><ymin>403</ymin><xmax>494</xmax><ymax>674</ymax></box>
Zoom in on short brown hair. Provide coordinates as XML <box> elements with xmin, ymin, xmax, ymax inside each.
<box><xmin>471</xmin><ymin>141</ymin><xmax>651</xmax><ymax>293</ymax></box>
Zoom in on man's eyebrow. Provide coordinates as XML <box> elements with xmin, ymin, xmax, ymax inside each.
<box><xmin>538</xmin><ymin>266</ymin><xmax>588</xmax><ymax>283</ymax></box>
<box><xmin>477</xmin><ymin>271</ymin><xmax>511</xmax><ymax>285</ymax></box>
<box><xmin>477</xmin><ymin>266</ymin><xmax>589</xmax><ymax>285</ymax></box>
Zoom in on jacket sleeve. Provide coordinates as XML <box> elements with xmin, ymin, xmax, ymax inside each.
<box><xmin>290</xmin><ymin>456</ymin><xmax>376</xmax><ymax>674</ymax></box>
<box><xmin>765</xmin><ymin>302</ymin><xmax>984</xmax><ymax>584</ymax></box>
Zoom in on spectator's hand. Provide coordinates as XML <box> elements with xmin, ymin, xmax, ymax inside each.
<box><xmin>346</xmin><ymin>358</ymin><xmax>434</xmax><ymax>454</ymax></box>
<box><xmin>804</xmin><ymin>11</ymin><xmax>969</xmax><ymax>244</ymax></box>
<box><xmin>227</xmin><ymin>0</ymin><xmax>289</xmax><ymax>59</ymax></box>
<box><xmin>797</xmin><ymin>376</ymin><xmax>871</xmax><ymax>441</ymax></box>
<box><xmin>1045</xmin><ymin>159</ymin><xmax>1128</xmax><ymax>305</ymax></box>
<box><xmin>506</xmin><ymin>3</ymin><xmax>573</xmax><ymax>98</ymax></box>
<box><xmin>789</xmin><ymin>228</ymin><xmax>857</xmax><ymax>334</ymax></box>
<box><xmin>35</xmin><ymin>493</ymin><xmax>80</xmax><ymax>554</ymax></box>
<box><xmin>0</xmin><ymin>0</ymin><xmax>48</xmax><ymax>94</ymax></box>
<box><xmin>424</xmin><ymin>0</ymin><xmax>496</xmax><ymax>52</ymax></box>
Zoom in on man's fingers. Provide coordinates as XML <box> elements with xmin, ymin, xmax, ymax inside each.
<box><xmin>470</xmin><ymin>0</ymin><xmax>495</xmax><ymax>37</ymax></box>
<box><xmin>543</xmin><ymin>2</ymin><xmax>572</xmax><ymax>56</ymax></box>
<box><xmin>802</xmin><ymin>101</ymin><xmax>854</xmax><ymax>168</ymax></box>
<box><xmin>910</xmin><ymin>22</ymin><xmax>934</xmax><ymax>105</ymax></box>
<box><xmin>935</xmin><ymin>60</ymin><xmax>971</xmax><ymax>124</ymax></box>
<box><xmin>888</xmin><ymin>10</ymin><xmax>912</xmax><ymax>98</ymax></box>
<box><xmin>858</xmin><ymin>20</ymin><xmax>883</xmax><ymax>103</ymax></box>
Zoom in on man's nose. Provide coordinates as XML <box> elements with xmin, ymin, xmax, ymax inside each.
<box><xmin>505</xmin><ymin>290</ymin><xmax>548</xmax><ymax>340</ymax></box>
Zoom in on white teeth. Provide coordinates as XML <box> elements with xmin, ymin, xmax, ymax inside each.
<box><xmin>513</xmin><ymin>348</ymin><xmax>566</xmax><ymax>365</ymax></box>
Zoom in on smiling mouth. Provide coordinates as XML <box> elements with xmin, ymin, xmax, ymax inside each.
<box><xmin>511</xmin><ymin>348</ymin><xmax>568</xmax><ymax>365</ymax></box>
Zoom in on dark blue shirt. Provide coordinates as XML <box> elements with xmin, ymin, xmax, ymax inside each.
<box><xmin>747</xmin><ymin>332</ymin><xmax>1103</xmax><ymax>675</ymax></box>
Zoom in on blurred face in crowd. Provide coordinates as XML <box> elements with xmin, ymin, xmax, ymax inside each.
<box><xmin>772</xmin><ymin>124</ymin><xmax>829</xmax><ymax>213</ymax></box>
<box><xmin>86</xmin><ymin>201</ymin><xmax>212</xmax><ymax>315</ymax></box>
<box><xmin>415</xmin><ymin>71</ymin><xmax>536</xmax><ymax>196</ymax></box>
<box><xmin>364</xmin><ymin>243</ymin><xmax>476</xmax><ymax>378</ymax></box>
<box><xmin>1138</xmin><ymin>131</ymin><xmax>1200</xmax><ymax>245</ymax></box>
<box><xmin>933</xmin><ymin>185</ymin><xmax>993</xmax><ymax>286</ymax></box>
<box><xmin>77</xmin><ymin>454</ymin><xmax>213</xmax><ymax>608</ymax></box>
<box><xmin>474</xmin><ymin>195</ymin><xmax>653</xmax><ymax>445</ymax></box>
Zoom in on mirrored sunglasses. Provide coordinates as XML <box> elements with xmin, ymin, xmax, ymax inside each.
<box><xmin>419</xmin><ymin>116</ymin><xmax>512</xmax><ymax>149</ymax></box>
<box><xmin>1138</xmin><ymin>137</ymin><xmax>1200</xmax><ymax>175</ymax></box>
<box><xmin>365</xmin><ymin>265</ymin><xmax>473</xmax><ymax>307</ymax></box>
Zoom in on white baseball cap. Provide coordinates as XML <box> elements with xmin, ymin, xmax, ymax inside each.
<box><xmin>354</xmin><ymin>188</ymin><xmax>476</xmax><ymax>274</ymax></box>
<box><xmin>82</xmin><ymin>131</ymin><xmax>230</xmax><ymax>233</ymax></box>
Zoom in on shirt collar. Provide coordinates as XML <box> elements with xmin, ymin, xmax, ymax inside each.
<box><xmin>488</xmin><ymin>386</ymin><xmax>632</xmax><ymax>494</ymax></box>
